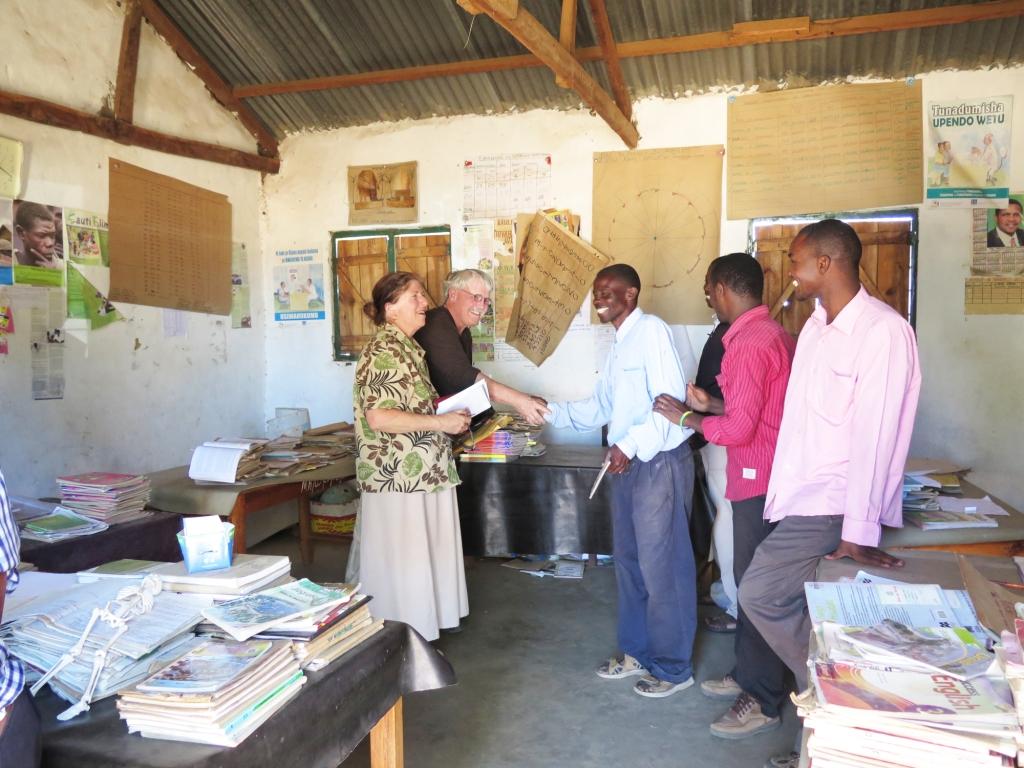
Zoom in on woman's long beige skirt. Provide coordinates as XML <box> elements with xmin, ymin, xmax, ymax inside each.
<box><xmin>358</xmin><ymin>488</ymin><xmax>469</xmax><ymax>641</ymax></box>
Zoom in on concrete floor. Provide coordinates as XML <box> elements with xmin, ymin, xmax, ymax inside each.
<box><xmin>252</xmin><ymin>529</ymin><xmax>800</xmax><ymax>768</ymax></box>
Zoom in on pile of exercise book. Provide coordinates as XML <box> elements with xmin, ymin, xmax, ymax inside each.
<box><xmin>796</xmin><ymin>566</ymin><xmax>1022</xmax><ymax>767</ymax></box>
<box><xmin>57</xmin><ymin>471</ymin><xmax>152</xmax><ymax>523</ymax></box>
<box><xmin>458</xmin><ymin>413</ymin><xmax>545</xmax><ymax>463</ymax></box>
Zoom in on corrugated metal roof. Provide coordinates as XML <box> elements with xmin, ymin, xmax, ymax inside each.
<box><xmin>153</xmin><ymin>0</ymin><xmax>1024</xmax><ymax>138</ymax></box>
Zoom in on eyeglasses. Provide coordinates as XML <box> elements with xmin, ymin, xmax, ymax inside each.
<box><xmin>456</xmin><ymin>287</ymin><xmax>491</xmax><ymax>307</ymax></box>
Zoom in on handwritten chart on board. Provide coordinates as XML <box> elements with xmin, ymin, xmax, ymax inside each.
<box><xmin>506</xmin><ymin>214</ymin><xmax>611</xmax><ymax>366</ymax></box>
<box><xmin>108</xmin><ymin>160</ymin><xmax>232</xmax><ymax>315</ymax></box>
<box><xmin>727</xmin><ymin>81</ymin><xmax>922</xmax><ymax>220</ymax></box>
<box><xmin>965</xmin><ymin>277</ymin><xmax>1024</xmax><ymax>314</ymax></box>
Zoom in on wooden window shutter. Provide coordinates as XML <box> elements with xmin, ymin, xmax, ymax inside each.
<box><xmin>753</xmin><ymin>219</ymin><xmax>913</xmax><ymax>337</ymax></box>
<box><xmin>336</xmin><ymin>236</ymin><xmax>388</xmax><ymax>355</ymax></box>
<box><xmin>395</xmin><ymin>233</ymin><xmax>451</xmax><ymax>308</ymax></box>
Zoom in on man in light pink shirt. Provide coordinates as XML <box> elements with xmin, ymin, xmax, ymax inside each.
<box><xmin>740</xmin><ymin>219</ymin><xmax>920</xmax><ymax>768</ymax></box>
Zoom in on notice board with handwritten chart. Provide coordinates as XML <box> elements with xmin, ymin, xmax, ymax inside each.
<box><xmin>964</xmin><ymin>276</ymin><xmax>1024</xmax><ymax>314</ymax></box>
<box><xmin>593</xmin><ymin>145</ymin><xmax>722</xmax><ymax>325</ymax></box>
<box><xmin>108</xmin><ymin>160</ymin><xmax>232</xmax><ymax>314</ymax></box>
<box><xmin>727</xmin><ymin>81</ymin><xmax>922</xmax><ymax>220</ymax></box>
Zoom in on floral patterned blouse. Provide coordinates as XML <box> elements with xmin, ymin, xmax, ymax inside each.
<box><xmin>354</xmin><ymin>323</ymin><xmax>460</xmax><ymax>494</ymax></box>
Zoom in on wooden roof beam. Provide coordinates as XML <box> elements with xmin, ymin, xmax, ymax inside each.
<box><xmin>456</xmin><ymin>0</ymin><xmax>638</xmax><ymax>148</ymax></box>
<box><xmin>586</xmin><ymin>0</ymin><xmax>631</xmax><ymax>120</ymax></box>
<box><xmin>113</xmin><ymin>0</ymin><xmax>143</xmax><ymax>123</ymax></box>
<box><xmin>554</xmin><ymin>0</ymin><xmax>577</xmax><ymax>89</ymax></box>
<box><xmin>0</xmin><ymin>88</ymin><xmax>279</xmax><ymax>174</ymax></box>
<box><xmin>234</xmin><ymin>0</ymin><xmax>1024</xmax><ymax>99</ymax></box>
<box><xmin>137</xmin><ymin>0</ymin><xmax>279</xmax><ymax>158</ymax></box>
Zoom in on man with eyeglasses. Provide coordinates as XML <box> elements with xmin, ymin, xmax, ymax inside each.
<box><xmin>415</xmin><ymin>269</ymin><xmax>549</xmax><ymax>425</ymax></box>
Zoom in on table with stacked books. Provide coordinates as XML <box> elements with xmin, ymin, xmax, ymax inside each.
<box><xmin>3</xmin><ymin>555</ymin><xmax>455</xmax><ymax>768</ymax></box>
<box><xmin>798</xmin><ymin>549</ymin><xmax>1024</xmax><ymax>767</ymax></box>
<box><xmin>455</xmin><ymin>444</ymin><xmax>615</xmax><ymax>557</ymax></box>
<box><xmin>13</xmin><ymin>472</ymin><xmax>182</xmax><ymax>572</ymax></box>
<box><xmin>882</xmin><ymin>476</ymin><xmax>1024</xmax><ymax>556</ymax></box>
<box><xmin>147</xmin><ymin>456</ymin><xmax>356</xmax><ymax>561</ymax></box>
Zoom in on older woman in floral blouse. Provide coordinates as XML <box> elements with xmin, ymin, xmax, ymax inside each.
<box><xmin>354</xmin><ymin>271</ymin><xmax>471</xmax><ymax>641</ymax></box>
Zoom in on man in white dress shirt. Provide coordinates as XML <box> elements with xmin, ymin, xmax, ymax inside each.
<box><xmin>546</xmin><ymin>264</ymin><xmax>697</xmax><ymax>698</ymax></box>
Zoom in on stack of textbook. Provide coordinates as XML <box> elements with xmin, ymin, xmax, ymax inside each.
<box><xmin>255</xmin><ymin>592</ymin><xmax>380</xmax><ymax>671</ymax></box>
<box><xmin>118</xmin><ymin>639</ymin><xmax>304</xmax><ymax>747</ymax></box>
<box><xmin>78</xmin><ymin>554</ymin><xmax>292</xmax><ymax>599</ymax></box>
<box><xmin>56</xmin><ymin>472</ymin><xmax>151</xmax><ymax>523</ymax></box>
<box><xmin>798</xmin><ymin>576</ymin><xmax>1021</xmax><ymax>767</ymax></box>
<box><xmin>198</xmin><ymin>579</ymin><xmax>382</xmax><ymax>671</ymax></box>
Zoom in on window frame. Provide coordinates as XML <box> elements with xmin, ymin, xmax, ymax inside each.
<box><xmin>330</xmin><ymin>225</ymin><xmax>451</xmax><ymax>361</ymax></box>
<box><xmin>747</xmin><ymin>209</ymin><xmax>920</xmax><ymax>330</ymax></box>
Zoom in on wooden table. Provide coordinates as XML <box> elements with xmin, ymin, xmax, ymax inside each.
<box><xmin>148</xmin><ymin>457</ymin><xmax>355</xmax><ymax>564</ymax></box>
<box><xmin>880</xmin><ymin>478</ymin><xmax>1024</xmax><ymax>556</ymax></box>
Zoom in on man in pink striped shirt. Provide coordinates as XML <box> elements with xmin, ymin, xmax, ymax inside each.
<box><xmin>741</xmin><ymin>219</ymin><xmax>920</xmax><ymax>768</ymax></box>
<box><xmin>654</xmin><ymin>252</ymin><xmax>795</xmax><ymax>739</ymax></box>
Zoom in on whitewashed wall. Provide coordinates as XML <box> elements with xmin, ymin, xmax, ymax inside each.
<box><xmin>912</xmin><ymin>69</ymin><xmax>1024</xmax><ymax>511</ymax></box>
<box><xmin>0</xmin><ymin>0</ymin><xmax>266</xmax><ymax>496</ymax></box>
<box><xmin>261</xmin><ymin>99</ymin><xmax>745</xmax><ymax>445</ymax></box>
<box><xmin>263</xmin><ymin>68</ymin><xmax>1024</xmax><ymax>511</ymax></box>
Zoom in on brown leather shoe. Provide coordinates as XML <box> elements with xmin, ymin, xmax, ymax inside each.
<box><xmin>704</xmin><ymin>613</ymin><xmax>737</xmax><ymax>633</ymax></box>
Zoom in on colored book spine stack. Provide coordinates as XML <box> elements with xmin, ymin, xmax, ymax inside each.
<box><xmin>459</xmin><ymin>430</ymin><xmax>530</xmax><ymax>462</ymax></box>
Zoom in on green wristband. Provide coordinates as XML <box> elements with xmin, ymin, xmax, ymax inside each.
<box><xmin>679</xmin><ymin>410</ymin><xmax>693</xmax><ymax>428</ymax></box>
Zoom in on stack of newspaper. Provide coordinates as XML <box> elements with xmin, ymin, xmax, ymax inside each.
<box><xmin>798</xmin><ymin>574</ymin><xmax>1021</xmax><ymax>767</ymax></box>
<box><xmin>3</xmin><ymin>580</ymin><xmax>206</xmax><ymax>708</ymax></box>
<box><xmin>117</xmin><ymin>638</ymin><xmax>304</xmax><ymax>747</ymax></box>
<box><xmin>56</xmin><ymin>472</ymin><xmax>152</xmax><ymax>523</ymax></box>
<box><xmin>301</xmin><ymin>421</ymin><xmax>356</xmax><ymax>454</ymax></box>
<box><xmin>198</xmin><ymin>580</ymin><xmax>382</xmax><ymax>671</ymax></box>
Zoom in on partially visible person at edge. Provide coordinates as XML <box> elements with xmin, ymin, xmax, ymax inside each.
<box><xmin>414</xmin><ymin>269</ymin><xmax>548</xmax><ymax>426</ymax></box>
<box><xmin>688</xmin><ymin>272</ymin><xmax>734</xmax><ymax>633</ymax></box>
<box><xmin>353</xmin><ymin>271</ymin><xmax>472</xmax><ymax>641</ymax></box>
<box><xmin>740</xmin><ymin>219</ymin><xmax>921</xmax><ymax>768</ymax></box>
<box><xmin>0</xmin><ymin>468</ymin><xmax>42</xmax><ymax>766</ymax></box>
<box><xmin>546</xmin><ymin>264</ymin><xmax>698</xmax><ymax>699</ymax></box>
<box><xmin>653</xmin><ymin>252</ymin><xmax>795</xmax><ymax>741</ymax></box>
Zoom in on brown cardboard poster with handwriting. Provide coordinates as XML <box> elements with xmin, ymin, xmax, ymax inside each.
<box><xmin>108</xmin><ymin>160</ymin><xmax>232</xmax><ymax>314</ymax></box>
<box><xmin>727</xmin><ymin>81</ymin><xmax>922</xmax><ymax>220</ymax></box>
<box><xmin>506</xmin><ymin>213</ymin><xmax>612</xmax><ymax>366</ymax></box>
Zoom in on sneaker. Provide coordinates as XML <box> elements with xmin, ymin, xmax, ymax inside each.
<box><xmin>633</xmin><ymin>673</ymin><xmax>694</xmax><ymax>698</ymax></box>
<box><xmin>700</xmin><ymin>674</ymin><xmax>742</xmax><ymax>700</ymax></box>
<box><xmin>764</xmin><ymin>752</ymin><xmax>800</xmax><ymax>768</ymax></box>
<box><xmin>595</xmin><ymin>653</ymin><xmax>646</xmax><ymax>679</ymax></box>
<box><xmin>704</xmin><ymin>613</ymin><xmax>738</xmax><ymax>633</ymax></box>
<box><xmin>709</xmin><ymin>692</ymin><xmax>781</xmax><ymax>739</ymax></box>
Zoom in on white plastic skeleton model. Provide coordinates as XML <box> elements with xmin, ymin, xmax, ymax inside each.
<box><xmin>31</xmin><ymin>575</ymin><xmax>163</xmax><ymax>720</ymax></box>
